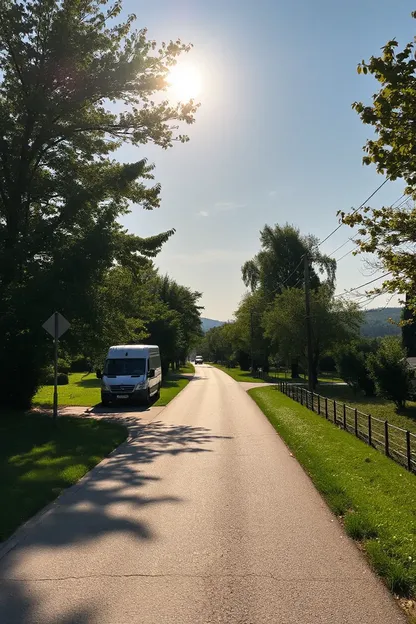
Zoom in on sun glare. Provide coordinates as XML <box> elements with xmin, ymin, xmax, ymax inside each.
<box><xmin>168</xmin><ymin>63</ymin><xmax>202</xmax><ymax>101</ymax></box>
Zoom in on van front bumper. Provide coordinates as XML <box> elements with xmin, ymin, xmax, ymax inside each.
<box><xmin>101</xmin><ymin>389</ymin><xmax>148</xmax><ymax>404</ymax></box>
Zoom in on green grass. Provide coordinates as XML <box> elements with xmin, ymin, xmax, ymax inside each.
<box><xmin>34</xmin><ymin>372</ymin><xmax>101</xmax><ymax>407</ymax></box>
<box><xmin>0</xmin><ymin>413</ymin><xmax>127</xmax><ymax>541</ymax></box>
<box><xmin>212</xmin><ymin>364</ymin><xmax>268</xmax><ymax>383</ymax></box>
<box><xmin>179</xmin><ymin>362</ymin><xmax>195</xmax><ymax>375</ymax></box>
<box><xmin>33</xmin><ymin>366</ymin><xmax>194</xmax><ymax>408</ymax></box>
<box><xmin>317</xmin><ymin>385</ymin><xmax>416</xmax><ymax>435</ymax></box>
<box><xmin>213</xmin><ymin>364</ymin><xmax>342</xmax><ymax>385</ymax></box>
<box><xmin>154</xmin><ymin>377</ymin><xmax>190</xmax><ymax>406</ymax></box>
<box><xmin>249</xmin><ymin>386</ymin><xmax>416</xmax><ymax>598</ymax></box>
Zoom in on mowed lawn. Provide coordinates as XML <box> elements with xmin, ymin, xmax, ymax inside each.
<box><xmin>0</xmin><ymin>414</ymin><xmax>127</xmax><ymax>542</ymax></box>
<box><xmin>250</xmin><ymin>386</ymin><xmax>416</xmax><ymax>599</ymax></box>
<box><xmin>213</xmin><ymin>364</ymin><xmax>342</xmax><ymax>385</ymax></box>
<box><xmin>33</xmin><ymin>366</ymin><xmax>194</xmax><ymax>408</ymax></box>
<box><xmin>318</xmin><ymin>384</ymin><xmax>416</xmax><ymax>435</ymax></box>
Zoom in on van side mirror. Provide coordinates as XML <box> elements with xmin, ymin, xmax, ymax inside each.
<box><xmin>96</xmin><ymin>369</ymin><xmax>102</xmax><ymax>379</ymax></box>
<box><xmin>148</xmin><ymin>369</ymin><xmax>155</xmax><ymax>379</ymax></box>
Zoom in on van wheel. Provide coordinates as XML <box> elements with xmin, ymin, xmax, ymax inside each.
<box><xmin>144</xmin><ymin>390</ymin><xmax>151</xmax><ymax>406</ymax></box>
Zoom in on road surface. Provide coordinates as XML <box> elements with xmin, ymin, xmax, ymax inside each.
<box><xmin>0</xmin><ymin>365</ymin><xmax>405</xmax><ymax>623</ymax></box>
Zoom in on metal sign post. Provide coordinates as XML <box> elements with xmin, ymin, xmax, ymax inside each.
<box><xmin>42</xmin><ymin>312</ymin><xmax>71</xmax><ymax>421</ymax></box>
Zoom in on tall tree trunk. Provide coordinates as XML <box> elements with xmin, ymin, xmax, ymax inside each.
<box><xmin>291</xmin><ymin>358</ymin><xmax>300</xmax><ymax>379</ymax></box>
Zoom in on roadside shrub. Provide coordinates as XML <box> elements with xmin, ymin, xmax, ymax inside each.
<box><xmin>319</xmin><ymin>354</ymin><xmax>337</xmax><ymax>373</ymax></box>
<box><xmin>70</xmin><ymin>356</ymin><xmax>91</xmax><ymax>372</ymax></box>
<box><xmin>40</xmin><ymin>369</ymin><xmax>69</xmax><ymax>386</ymax></box>
<box><xmin>39</xmin><ymin>366</ymin><xmax>54</xmax><ymax>385</ymax></box>
<box><xmin>367</xmin><ymin>336</ymin><xmax>411</xmax><ymax>409</ymax></box>
<box><xmin>335</xmin><ymin>339</ymin><xmax>377</xmax><ymax>396</ymax></box>
<box><xmin>57</xmin><ymin>373</ymin><xmax>69</xmax><ymax>385</ymax></box>
<box><xmin>57</xmin><ymin>358</ymin><xmax>71</xmax><ymax>374</ymax></box>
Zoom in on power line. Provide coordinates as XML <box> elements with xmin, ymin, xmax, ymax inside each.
<box><xmin>335</xmin><ymin>237</ymin><xmax>371</xmax><ymax>263</ymax></box>
<box><xmin>279</xmin><ymin>254</ymin><xmax>305</xmax><ymax>290</ymax></box>
<box><xmin>318</xmin><ymin>176</ymin><xmax>391</xmax><ymax>249</ymax></box>
<box><xmin>334</xmin><ymin>272</ymin><xmax>391</xmax><ymax>298</ymax></box>
<box><xmin>329</xmin><ymin>193</ymin><xmax>407</xmax><ymax>262</ymax></box>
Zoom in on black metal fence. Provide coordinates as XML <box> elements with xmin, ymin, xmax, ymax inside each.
<box><xmin>277</xmin><ymin>381</ymin><xmax>416</xmax><ymax>474</ymax></box>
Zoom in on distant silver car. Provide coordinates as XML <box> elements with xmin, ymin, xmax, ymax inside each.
<box><xmin>195</xmin><ymin>356</ymin><xmax>204</xmax><ymax>365</ymax></box>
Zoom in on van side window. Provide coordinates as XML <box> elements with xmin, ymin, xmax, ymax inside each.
<box><xmin>150</xmin><ymin>354</ymin><xmax>160</xmax><ymax>370</ymax></box>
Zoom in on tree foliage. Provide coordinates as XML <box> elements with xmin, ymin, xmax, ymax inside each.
<box><xmin>0</xmin><ymin>0</ymin><xmax>198</xmax><ymax>407</ymax></box>
<box><xmin>263</xmin><ymin>286</ymin><xmax>362</xmax><ymax>386</ymax></box>
<box><xmin>367</xmin><ymin>337</ymin><xmax>411</xmax><ymax>409</ymax></box>
<box><xmin>334</xmin><ymin>339</ymin><xmax>377</xmax><ymax>396</ymax></box>
<box><xmin>343</xmin><ymin>10</ymin><xmax>416</xmax><ymax>311</ymax></box>
<box><xmin>242</xmin><ymin>223</ymin><xmax>336</xmax><ymax>299</ymax></box>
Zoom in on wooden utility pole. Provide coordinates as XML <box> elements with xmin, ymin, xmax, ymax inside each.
<box><xmin>304</xmin><ymin>254</ymin><xmax>314</xmax><ymax>393</ymax></box>
<box><xmin>250</xmin><ymin>309</ymin><xmax>254</xmax><ymax>372</ymax></box>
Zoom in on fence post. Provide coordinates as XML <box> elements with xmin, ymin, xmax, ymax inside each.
<box><xmin>343</xmin><ymin>404</ymin><xmax>346</xmax><ymax>430</ymax></box>
<box><xmin>354</xmin><ymin>408</ymin><xmax>358</xmax><ymax>437</ymax></box>
<box><xmin>325</xmin><ymin>397</ymin><xmax>328</xmax><ymax>419</ymax></box>
<box><xmin>300</xmin><ymin>388</ymin><xmax>303</xmax><ymax>405</ymax></box>
<box><xmin>407</xmin><ymin>431</ymin><xmax>412</xmax><ymax>472</ymax></box>
<box><xmin>333</xmin><ymin>400</ymin><xmax>337</xmax><ymax>424</ymax></box>
<box><xmin>318</xmin><ymin>395</ymin><xmax>321</xmax><ymax>415</ymax></box>
<box><xmin>384</xmin><ymin>421</ymin><xmax>389</xmax><ymax>457</ymax></box>
<box><xmin>368</xmin><ymin>414</ymin><xmax>372</xmax><ymax>446</ymax></box>
<box><xmin>311</xmin><ymin>393</ymin><xmax>315</xmax><ymax>412</ymax></box>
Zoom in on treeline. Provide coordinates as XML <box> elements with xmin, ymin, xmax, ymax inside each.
<box><xmin>61</xmin><ymin>266</ymin><xmax>202</xmax><ymax>374</ymax></box>
<box><xmin>197</xmin><ymin>224</ymin><xmax>361</xmax><ymax>382</ymax></box>
<box><xmin>197</xmin><ymin>223</ymin><xmax>413</xmax><ymax>409</ymax></box>
<box><xmin>0</xmin><ymin>0</ymin><xmax>201</xmax><ymax>408</ymax></box>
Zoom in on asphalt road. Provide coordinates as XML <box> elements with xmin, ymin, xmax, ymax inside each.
<box><xmin>0</xmin><ymin>365</ymin><xmax>405</xmax><ymax>623</ymax></box>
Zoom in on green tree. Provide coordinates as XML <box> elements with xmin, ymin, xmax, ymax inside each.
<box><xmin>0</xmin><ymin>0</ymin><xmax>198</xmax><ymax>407</ymax></box>
<box><xmin>201</xmin><ymin>324</ymin><xmax>235</xmax><ymax>364</ymax></box>
<box><xmin>367</xmin><ymin>337</ymin><xmax>411</xmax><ymax>409</ymax></box>
<box><xmin>232</xmin><ymin>292</ymin><xmax>270</xmax><ymax>371</ymax></box>
<box><xmin>402</xmin><ymin>294</ymin><xmax>416</xmax><ymax>357</ymax></box>
<box><xmin>151</xmin><ymin>275</ymin><xmax>202</xmax><ymax>371</ymax></box>
<box><xmin>343</xmin><ymin>10</ymin><xmax>416</xmax><ymax>311</ymax></box>
<box><xmin>242</xmin><ymin>224</ymin><xmax>336</xmax><ymax>300</ymax></box>
<box><xmin>263</xmin><ymin>287</ymin><xmax>361</xmax><ymax>387</ymax></box>
<box><xmin>241</xmin><ymin>223</ymin><xmax>336</xmax><ymax>377</ymax></box>
<box><xmin>334</xmin><ymin>339</ymin><xmax>378</xmax><ymax>396</ymax></box>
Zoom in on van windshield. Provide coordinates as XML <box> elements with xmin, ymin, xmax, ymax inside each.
<box><xmin>104</xmin><ymin>358</ymin><xmax>146</xmax><ymax>376</ymax></box>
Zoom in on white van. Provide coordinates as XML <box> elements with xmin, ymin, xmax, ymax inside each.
<box><xmin>97</xmin><ymin>345</ymin><xmax>162</xmax><ymax>406</ymax></box>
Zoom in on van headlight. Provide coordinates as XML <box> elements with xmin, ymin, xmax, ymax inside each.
<box><xmin>135</xmin><ymin>382</ymin><xmax>146</xmax><ymax>390</ymax></box>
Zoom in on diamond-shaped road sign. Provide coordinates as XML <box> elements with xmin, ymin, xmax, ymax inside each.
<box><xmin>42</xmin><ymin>312</ymin><xmax>71</xmax><ymax>339</ymax></box>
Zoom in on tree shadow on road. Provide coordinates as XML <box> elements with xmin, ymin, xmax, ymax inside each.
<box><xmin>0</xmin><ymin>417</ymin><xmax>232</xmax><ymax>623</ymax></box>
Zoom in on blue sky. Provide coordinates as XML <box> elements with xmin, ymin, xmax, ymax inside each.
<box><xmin>119</xmin><ymin>0</ymin><xmax>415</xmax><ymax>320</ymax></box>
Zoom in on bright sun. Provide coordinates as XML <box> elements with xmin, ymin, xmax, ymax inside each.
<box><xmin>168</xmin><ymin>63</ymin><xmax>202</xmax><ymax>100</ymax></box>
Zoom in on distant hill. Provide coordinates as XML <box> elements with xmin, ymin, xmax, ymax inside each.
<box><xmin>201</xmin><ymin>309</ymin><xmax>403</xmax><ymax>338</ymax></box>
<box><xmin>361</xmin><ymin>307</ymin><xmax>402</xmax><ymax>338</ymax></box>
<box><xmin>201</xmin><ymin>317</ymin><xmax>224</xmax><ymax>333</ymax></box>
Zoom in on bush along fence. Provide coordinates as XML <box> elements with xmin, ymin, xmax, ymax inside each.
<box><xmin>277</xmin><ymin>381</ymin><xmax>416</xmax><ymax>474</ymax></box>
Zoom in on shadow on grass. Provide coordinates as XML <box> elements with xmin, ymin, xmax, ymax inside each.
<box><xmin>75</xmin><ymin>377</ymin><xmax>101</xmax><ymax>389</ymax></box>
<box><xmin>0</xmin><ymin>413</ymin><xmax>232</xmax><ymax>623</ymax></box>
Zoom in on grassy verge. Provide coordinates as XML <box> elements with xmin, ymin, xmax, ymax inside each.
<box><xmin>0</xmin><ymin>413</ymin><xmax>126</xmax><ymax>541</ymax></box>
<box><xmin>154</xmin><ymin>364</ymin><xmax>194</xmax><ymax>406</ymax></box>
<box><xmin>318</xmin><ymin>385</ymin><xmax>416</xmax><ymax>435</ymax></box>
<box><xmin>34</xmin><ymin>372</ymin><xmax>100</xmax><ymax>407</ymax></box>
<box><xmin>212</xmin><ymin>364</ymin><xmax>268</xmax><ymax>383</ymax></box>
<box><xmin>249</xmin><ymin>386</ymin><xmax>416</xmax><ymax>598</ymax></box>
<box><xmin>212</xmin><ymin>364</ymin><xmax>342</xmax><ymax>385</ymax></box>
<box><xmin>34</xmin><ymin>365</ymin><xmax>194</xmax><ymax>408</ymax></box>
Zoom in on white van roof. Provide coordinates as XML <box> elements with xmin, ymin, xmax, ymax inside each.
<box><xmin>107</xmin><ymin>345</ymin><xmax>159</xmax><ymax>358</ymax></box>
